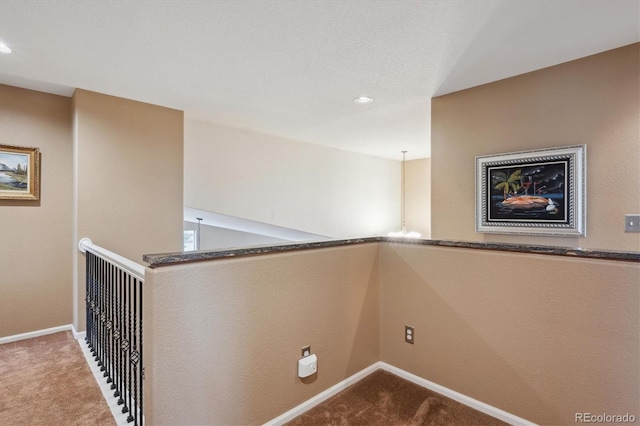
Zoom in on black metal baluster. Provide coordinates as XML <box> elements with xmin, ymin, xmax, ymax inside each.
<box><xmin>91</xmin><ymin>253</ymin><xmax>98</xmax><ymax>357</ymax></box>
<box><xmin>85</xmin><ymin>252</ymin><xmax>91</xmax><ymax>350</ymax></box>
<box><xmin>116</xmin><ymin>269</ymin><xmax>124</xmax><ymax>405</ymax></box>
<box><xmin>88</xmin><ymin>253</ymin><xmax>95</xmax><ymax>355</ymax></box>
<box><xmin>95</xmin><ymin>256</ymin><xmax>102</xmax><ymax>366</ymax></box>
<box><xmin>98</xmin><ymin>257</ymin><xmax>105</xmax><ymax>372</ymax></box>
<box><xmin>85</xmin><ymin>252</ymin><xmax>91</xmax><ymax>349</ymax></box>
<box><xmin>103</xmin><ymin>262</ymin><xmax>110</xmax><ymax>380</ymax></box>
<box><xmin>122</xmin><ymin>273</ymin><xmax>130</xmax><ymax>416</ymax></box>
<box><xmin>100</xmin><ymin>256</ymin><xmax>105</xmax><ymax>366</ymax></box>
<box><xmin>93</xmin><ymin>255</ymin><xmax>99</xmax><ymax>360</ymax></box>
<box><xmin>111</xmin><ymin>267</ymin><xmax>115</xmax><ymax>387</ymax></box>
<box><xmin>112</xmin><ymin>268</ymin><xmax>120</xmax><ymax>394</ymax></box>
<box><xmin>139</xmin><ymin>278</ymin><xmax>144</xmax><ymax>426</ymax></box>
<box><xmin>110</xmin><ymin>263</ymin><xmax>116</xmax><ymax>385</ymax></box>
<box><xmin>103</xmin><ymin>260</ymin><xmax>108</xmax><ymax>374</ymax></box>
<box><xmin>130</xmin><ymin>277</ymin><xmax>139</xmax><ymax>424</ymax></box>
<box><xmin>126</xmin><ymin>273</ymin><xmax>133</xmax><ymax>422</ymax></box>
<box><xmin>82</xmin><ymin>245</ymin><xmax>144</xmax><ymax>424</ymax></box>
<box><xmin>92</xmin><ymin>253</ymin><xmax>97</xmax><ymax>349</ymax></box>
<box><xmin>105</xmin><ymin>263</ymin><xmax>113</xmax><ymax>383</ymax></box>
<box><xmin>95</xmin><ymin>256</ymin><xmax>99</xmax><ymax>362</ymax></box>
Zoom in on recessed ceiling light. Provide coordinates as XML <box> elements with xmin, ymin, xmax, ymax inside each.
<box><xmin>353</xmin><ymin>96</ymin><xmax>373</xmax><ymax>104</ymax></box>
<box><xmin>0</xmin><ymin>42</ymin><xmax>12</xmax><ymax>54</ymax></box>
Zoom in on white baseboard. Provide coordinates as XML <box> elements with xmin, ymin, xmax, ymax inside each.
<box><xmin>263</xmin><ymin>362</ymin><xmax>381</xmax><ymax>426</ymax></box>
<box><xmin>0</xmin><ymin>324</ymin><xmax>75</xmax><ymax>344</ymax></box>
<box><xmin>263</xmin><ymin>361</ymin><xmax>535</xmax><ymax>426</ymax></box>
<box><xmin>0</xmin><ymin>324</ymin><xmax>86</xmax><ymax>343</ymax></box>
<box><xmin>77</xmin><ymin>337</ymin><xmax>136</xmax><ymax>426</ymax></box>
<box><xmin>377</xmin><ymin>362</ymin><xmax>536</xmax><ymax>426</ymax></box>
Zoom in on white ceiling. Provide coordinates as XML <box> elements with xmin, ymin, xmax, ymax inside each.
<box><xmin>0</xmin><ymin>0</ymin><xmax>638</xmax><ymax>160</ymax></box>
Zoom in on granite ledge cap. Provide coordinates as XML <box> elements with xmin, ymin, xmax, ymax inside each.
<box><xmin>143</xmin><ymin>237</ymin><xmax>382</xmax><ymax>267</ymax></box>
<box><xmin>143</xmin><ymin>237</ymin><xmax>640</xmax><ymax>267</ymax></box>
<box><xmin>383</xmin><ymin>238</ymin><xmax>640</xmax><ymax>262</ymax></box>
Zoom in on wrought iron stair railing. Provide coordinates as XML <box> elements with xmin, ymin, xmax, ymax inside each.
<box><xmin>79</xmin><ymin>238</ymin><xmax>144</xmax><ymax>425</ymax></box>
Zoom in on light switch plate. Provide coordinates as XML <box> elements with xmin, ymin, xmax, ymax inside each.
<box><xmin>624</xmin><ymin>215</ymin><xmax>640</xmax><ymax>232</ymax></box>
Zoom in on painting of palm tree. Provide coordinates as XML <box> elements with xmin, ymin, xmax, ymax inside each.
<box><xmin>476</xmin><ymin>145</ymin><xmax>586</xmax><ymax>236</ymax></box>
<box><xmin>492</xmin><ymin>169</ymin><xmax>521</xmax><ymax>200</ymax></box>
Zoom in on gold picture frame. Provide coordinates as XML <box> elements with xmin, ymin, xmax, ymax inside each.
<box><xmin>0</xmin><ymin>144</ymin><xmax>41</xmax><ymax>200</ymax></box>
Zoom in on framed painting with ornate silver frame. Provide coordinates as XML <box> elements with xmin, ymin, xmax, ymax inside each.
<box><xmin>0</xmin><ymin>144</ymin><xmax>41</xmax><ymax>200</ymax></box>
<box><xmin>476</xmin><ymin>145</ymin><xmax>586</xmax><ymax>236</ymax></box>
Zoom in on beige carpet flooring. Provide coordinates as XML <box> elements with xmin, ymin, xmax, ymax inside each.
<box><xmin>1</xmin><ymin>332</ymin><xmax>508</xmax><ymax>425</ymax></box>
<box><xmin>0</xmin><ymin>331</ymin><xmax>115</xmax><ymax>426</ymax></box>
<box><xmin>286</xmin><ymin>369</ymin><xmax>509</xmax><ymax>426</ymax></box>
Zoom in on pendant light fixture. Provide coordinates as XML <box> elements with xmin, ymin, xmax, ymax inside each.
<box><xmin>196</xmin><ymin>217</ymin><xmax>203</xmax><ymax>250</ymax></box>
<box><xmin>388</xmin><ymin>150</ymin><xmax>421</xmax><ymax>238</ymax></box>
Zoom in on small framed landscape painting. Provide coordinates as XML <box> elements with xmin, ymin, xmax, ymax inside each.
<box><xmin>0</xmin><ymin>144</ymin><xmax>41</xmax><ymax>200</ymax></box>
<box><xmin>476</xmin><ymin>145</ymin><xmax>586</xmax><ymax>236</ymax></box>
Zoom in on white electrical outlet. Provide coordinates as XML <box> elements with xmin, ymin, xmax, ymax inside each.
<box><xmin>405</xmin><ymin>325</ymin><xmax>414</xmax><ymax>344</ymax></box>
<box><xmin>301</xmin><ymin>345</ymin><xmax>311</xmax><ymax>357</ymax></box>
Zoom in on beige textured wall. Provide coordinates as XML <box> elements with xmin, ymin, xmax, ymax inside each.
<box><xmin>432</xmin><ymin>43</ymin><xmax>640</xmax><ymax>251</ymax></box>
<box><xmin>406</xmin><ymin>158</ymin><xmax>431</xmax><ymax>238</ymax></box>
<box><xmin>74</xmin><ymin>90</ymin><xmax>184</xmax><ymax>330</ymax></box>
<box><xmin>145</xmin><ymin>240</ymin><xmax>638</xmax><ymax>424</ymax></box>
<box><xmin>184</xmin><ymin>120</ymin><xmax>399</xmax><ymax>238</ymax></box>
<box><xmin>0</xmin><ymin>85</ymin><xmax>73</xmax><ymax>337</ymax></box>
<box><xmin>183</xmin><ymin>221</ymin><xmax>289</xmax><ymax>250</ymax></box>
<box><xmin>144</xmin><ymin>244</ymin><xmax>380</xmax><ymax>425</ymax></box>
<box><xmin>379</xmin><ymin>243</ymin><xmax>639</xmax><ymax>425</ymax></box>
